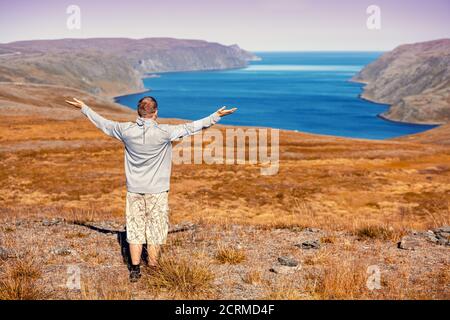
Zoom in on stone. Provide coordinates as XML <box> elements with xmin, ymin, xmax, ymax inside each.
<box><xmin>435</xmin><ymin>234</ymin><xmax>449</xmax><ymax>246</ymax></box>
<box><xmin>295</xmin><ymin>240</ymin><xmax>320</xmax><ymax>250</ymax></box>
<box><xmin>51</xmin><ymin>247</ymin><xmax>73</xmax><ymax>256</ymax></box>
<box><xmin>398</xmin><ymin>235</ymin><xmax>427</xmax><ymax>250</ymax></box>
<box><xmin>433</xmin><ymin>226</ymin><xmax>450</xmax><ymax>246</ymax></box>
<box><xmin>42</xmin><ymin>218</ymin><xmax>62</xmax><ymax>226</ymax></box>
<box><xmin>0</xmin><ymin>247</ymin><xmax>13</xmax><ymax>260</ymax></box>
<box><xmin>425</xmin><ymin>231</ymin><xmax>440</xmax><ymax>244</ymax></box>
<box><xmin>269</xmin><ymin>265</ymin><xmax>301</xmax><ymax>275</ymax></box>
<box><xmin>278</xmin><ymin>256</ymin><xmax>299</xmax><ymax>267</ymax></box>
<box><xmin>434</xmin><ymin>226</ymin><xmax>450</xmax><ymax>234</ymax></box>
<box><xmin>304</xmin><ymin>227</ymin><xmax>320</xmax><ymax>233</ymax></box>
<box><xmin>169</xmin><ymin>222</ymin><xmax>197</xmax><ymax>234</ymax></box>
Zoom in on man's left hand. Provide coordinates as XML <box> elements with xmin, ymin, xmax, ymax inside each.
<box><xmin>216</xmin><ymin>106</ymin><xmax>237</xmax><ymax>117</ymax></box>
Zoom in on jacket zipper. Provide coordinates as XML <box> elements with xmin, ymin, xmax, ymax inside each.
<box><xmin>143</xmin><ymin>123</ymin><xmax>146</xmax><ymax>144</ymax></box>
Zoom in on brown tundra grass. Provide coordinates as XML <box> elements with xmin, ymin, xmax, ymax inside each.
<box><xmin>145</xmin><ymin>256</ymin><xmax>215</xmax><ymax>299</ymax></box>
<box><xmin>354</xmin><ymin>224</ymin><xmax>407</xmax><ymax>242</ymax></box>
<box><xmin>215</xmin><ymin>245</ymin><xmax>246</xmax><ymax>264</ymax></box>
<box><xmin>0</xmin><ymin>257</ymin><xmax>49</xmax><ymax>300</ymax></box>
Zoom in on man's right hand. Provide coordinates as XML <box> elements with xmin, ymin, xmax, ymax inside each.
<box><xmin>65</xmin><ymin>97</ymin><xmax>85</xmax><ymax>109</ymax></box>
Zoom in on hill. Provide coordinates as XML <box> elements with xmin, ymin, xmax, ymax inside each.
<box><xmin>353</xmin><ymin>39</ymin><xmax>450</xmax><ymax>125</ymax></box>
<box><xmin>0</xmin><ymin>38</ymin><xmax>258</xmax><ymax>96</ymax></box>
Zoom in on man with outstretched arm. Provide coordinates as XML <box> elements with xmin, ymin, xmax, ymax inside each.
<box><xmin>65</xmin><ymin>97</ymin><xmax>237</xmax><ymax>282</ymax></box>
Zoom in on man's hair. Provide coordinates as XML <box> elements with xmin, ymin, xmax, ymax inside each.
<box><xmin>137</xmin><ymin>96</ymin><xmax>158</xmax><ymax>117</ymax></box>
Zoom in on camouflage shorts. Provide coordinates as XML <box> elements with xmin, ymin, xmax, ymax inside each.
<box><xmin>125</xmin><ymin>191</ymin><xmax>169</xmax><ymax>245</ymax></box>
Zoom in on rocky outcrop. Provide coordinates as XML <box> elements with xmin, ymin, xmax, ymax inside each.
<box><xmin>352</xmin><ymin>39</ymin><xmax>450</xmax><ymax>125</ymax></box>
<box><xmin>398</xmin><ymin>226</ymin><xmax>449</xmax><ymax>250</ymax></box>
<box><xmin>0</xmin><ymin>38</ymin><xmax>258</xmax><ymax>97</ymax></box>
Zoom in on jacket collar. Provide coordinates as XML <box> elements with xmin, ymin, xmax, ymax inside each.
<box><xmin>136</xmin><ymin>117</ymin><xmax>157</xmax><ymax>126</ymax></box>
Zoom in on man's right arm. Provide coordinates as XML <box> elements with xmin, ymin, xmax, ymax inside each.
<box><xmin>65</xmin><ymin>98</ymin><xmax>123</xmax><ymax>141</ymax></box>
<box><xmin>81</xmin><ymin>105</ymin><xmax>123</xmax><ymax>141</ymax></box>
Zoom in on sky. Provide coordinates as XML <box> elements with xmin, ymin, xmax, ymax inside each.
<box><xmin>0</xmin><ymin>0</ymin><xmax>449</xmax><ymax>51</ymax></box>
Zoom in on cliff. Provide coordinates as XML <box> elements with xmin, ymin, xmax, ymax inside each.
<box><xmin>352</xmin><ymin>39</ymin><xmax>450</xmax><ymax>125</ymax></box>
<box><xmin>0</xmin><ymin>38</ymin><xmax>258</xmax><ymax>97</ymax></box>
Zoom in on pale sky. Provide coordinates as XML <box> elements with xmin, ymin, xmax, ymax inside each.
<box><xmin>0</xmin><ymin>0</ymin><xmax>449</xmax><ymax>51</ymax></box>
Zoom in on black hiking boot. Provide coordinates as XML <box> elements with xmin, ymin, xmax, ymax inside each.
<box><xmin>129</xmin><ymin>264</ymin><xmax>141</xmax><ymax>283</ymax></box>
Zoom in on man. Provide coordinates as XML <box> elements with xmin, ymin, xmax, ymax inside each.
<box><xmin>65</xmin><ymin>97</ymin><xmax>236</xmax><ymax>282</ymax></box>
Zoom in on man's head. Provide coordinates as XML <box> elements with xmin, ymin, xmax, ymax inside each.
<box><xmin>137</xmin><ymin>96</ymin><xmax>158</xmax><ymax>119</ymax></box>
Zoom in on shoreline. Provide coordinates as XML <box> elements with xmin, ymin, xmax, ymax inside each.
<box><xmin>376</xmin><ymin>113</ymin><xmax>442</xmax><ymax>127</ymax></box>
<box><xmin>109</xmin><ymin>66</ymin><xmax>440</xmax><ymax>141</ymax></box>
<box><xmin>351</xmin><ymin>78</ymin><xmax>444</xmax><ymax>127</ymax></box>
<box><xmin>358</xmin><ymin>92</ymin><xmax>443</xmax><ymax>127</ymax></box>
<box><xmin>110</xmin><ymin>65</ymin><xmax>251</xmax><ymax>103</ymax></box>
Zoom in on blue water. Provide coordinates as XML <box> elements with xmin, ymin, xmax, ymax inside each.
<box><xmin>115</xmin><ymin>52</ymin><xmax>437</xmax><ymax>139</ymax></box>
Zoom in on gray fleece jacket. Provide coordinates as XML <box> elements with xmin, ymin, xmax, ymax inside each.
<box><xmin>81</xmin><ymin>104</ymin><xmax>221</xmax><ymax>194</ymax></box>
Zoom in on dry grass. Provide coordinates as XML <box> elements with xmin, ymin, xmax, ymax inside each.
<box><xmin>2</xmin><ymin>112</ymin><xmax>450</xmax><ymax>233</ymax></box>
<box><xmin>145</xmin><ymin>256</ymin><xmax>215</xmax><ymax>299</ymax></box>
<box><xmin>242</xmin><ymin>270</ymin><xmax>263</xmax><ymax>285</ymax></box>
<box><xmin>306</xmin><ymin>258</ymin><xmax>368</xmax><ymax>299</ymax></box>
<box><xmin>354</xmin><ymin>225</ymin><xmax>406</xmax><ymax>242</ymax></box>
<box><xmin>65</xmin><ymin>232</ymin><xmax>88</xmax><ymax>239</ymax></box>
<box><xmin>81</xmin><ymin>276</ymin><xmax>132</xmax><ymax>300</ymax></box>
<box><xmin>320</xmin><ymin>236</ymin><xmax>337</xmax><ymax>244</ymax></box>
<box><xmin>301</xmin><ymin>252</ymin><xmax>450</xmax><ymax>300</ymax></box>
<box><xmin>263</xmin><ymin>282</ymin><xmax>304</xmax><ymax>300</ymax></box>
<box><xmin>215</xmin><ymin>246</ymin><xmax>246</xmax><ymax>264</ymax></box>
<box><xmin>0</xmin><ymin>257</ymin><xmax>49</xmax><ymax>300</ymax></box>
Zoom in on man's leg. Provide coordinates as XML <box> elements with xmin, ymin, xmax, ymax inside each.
<box><xmin>145</xmin><ymin>192</ymin><xmax>169</xmax><ymax>268</ymax></box>
<box><xmin>125</xmin><ymin>192</ymin><xmax>146</xmax><ymax>282</ymax></box>
<box><xmin>146</xmin><ymin>244</ymin><xmax>160</xmax><ymax>266</ymax></box>
<box><xmin>130</xmin><ymin>244</ymin><xmax>143</xmax><ymax>266</ymax></box>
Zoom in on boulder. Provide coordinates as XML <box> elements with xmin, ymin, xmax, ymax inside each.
<box><xmin>398</xmin><ymin>235</ymin><xmax>427</xmax><ymax>250</ymax></box>
<box><xmin>269</xmin><ymin>265</ymin><xmax>301</xmax><ymax>275</ymax></box>
<box><xmin>295</xmin><ymin>240</ymin><xmax>320</xmax><ymax>250</ymax></box>
<box><xmin>278</xmin><ymin>256</ymin><xmax>299</xmax><ymax>267</ymax></box>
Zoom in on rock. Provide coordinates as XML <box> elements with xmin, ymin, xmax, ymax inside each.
<box><xmin>398</xmin><ymin>235</ymin><xmax>424</xmax><ymax>250</ymax></box>
<box><xmin>51</xmin><ymin>247</ymin><xmax>73</xmax><ymax>256</ymax></box>
<box><xmin>434</xmin><ymin>226</ymin><xmax>450</xmax><ymax>235</ymax></box>
<box><xmin>399</xmin><ymin>228</ymin><xmax>450</xmax><ymax>250</ymax></box>
<box><xmin>433</xmin><ymin>226</ymin><xmax>450</xmax><ymax>246</ymax></box>
<box><xmin>278</xmin><ymin>256</ymin><xmax>298</xmax><ymax>267</ymax></box>
<box><xmin>295</xmin><ymin>240</ymin><xmax>320</xmax><ymax>250</ymax></box>
<box><xmin>435</xmin><ymin>234</ymin><xmax>449</xmax><ymax>246</ymax></box>
<box><xmin>0</xmin><ymin>247</ymin><xmax>21</xmax><ymax>259</ymax></box>
<box><xmin>42</xmin><ymin>218</ymin><xmax>62</xmax><ymax>226</ymax></box>
<box><xmin>169</xmin><ymin>222</ymin><xmax>197</xmax><ymax>234</ymax></box>
<box><xmin>269</xmin><ymin>265</ymin><xmax>301</xmax><ymax>275</ymax></box>
<box><xmin>0</xmin><ymin>247</ymin><xmax>13</xmax><ymax>260</ymax></box>
<box><xmin>304</xmin><ymin>227</ymin><xmax>320</xmax><ymax>233</ymax></box>
<box><xmin>425</xmin><ymin>230</ymin><xmax>440</xmax><ymax>244</ymax></box>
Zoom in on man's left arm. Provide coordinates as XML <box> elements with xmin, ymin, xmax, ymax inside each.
<box><xmin>167</xmin><ymin>106</ymin><xmax>237</xmax><ymax>141</ymax></box>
